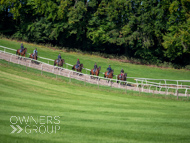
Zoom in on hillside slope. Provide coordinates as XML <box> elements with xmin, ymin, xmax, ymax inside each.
<box><xmin>0</xmin><ymin>60</ymin><xmax>190</xmax><ymax>143</ymax></box>
<box><xmin>0</xmin><ymin>38</ymin><xmax>190</xmax><ymax>81</ymax></box>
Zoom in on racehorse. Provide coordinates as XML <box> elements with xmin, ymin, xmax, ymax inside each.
<box><xmin>104</xmin><ymin>70</ymin><xmax>114</xmax><ymax>82</ymax></box>
<box><xmin>29</xmin><ymin>53</ymin><xmax>37</xmax><ymax>60</ymax></box>
<box><xmin>90</xmin><ymin>66</ymin><xmax>101</xmax><ymax>79</ymax></box>
<box><xmin>54</xmin><ymin>59</ymin><xmax>65</xmax><ymax>68</ymax></box>
<box><xmin>72</xmin><ymin>64</ymin><xmax>83</xmax><ymax>72</ymax></box>
<box><xmin>117</xmin><ymin>73</ymin><xmax>127</xmax><ymax>85</ymax></box>
<box><xmin>29</xmin><ymin>53</ymin><xmax>38</xmax><ymax>63</ymax></box>
<box><xmin>16</xmin><ymin>48</ymin><xmax>27</xmax><ymax>59</ymax></box>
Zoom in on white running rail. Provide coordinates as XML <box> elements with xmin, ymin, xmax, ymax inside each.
<box><xmin>0</xmin><ymin>45</ymin><xmax>190</xmax><ymax>96</ymax></box>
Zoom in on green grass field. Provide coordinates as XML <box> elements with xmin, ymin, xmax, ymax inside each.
<box><xmin>0</xmin><ymin>38</ymin><xmax>190</xmax><ymax>84</ymax></box>
<box><xmin>0</xmin><ymin>59</ymin><xmax>190</xmax><ymax>143</ymax></box>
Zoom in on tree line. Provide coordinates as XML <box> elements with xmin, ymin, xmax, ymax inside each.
<box><xmin>0</xmin><ymin>0</ymin><xmax>189</xmax><ymax>68</ymax></box>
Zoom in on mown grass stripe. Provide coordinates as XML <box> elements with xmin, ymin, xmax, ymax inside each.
<box><xmin>1</xmin><ymin>59</ymin><xmax>190</xmax><ymax>143</ymax></box>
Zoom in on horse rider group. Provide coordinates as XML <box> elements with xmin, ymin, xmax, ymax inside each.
<box><xmin>57</xmin><ymin>54</ymin><xmax>81</xmax><ymax>70</ymax></box>
<box><xmin>20</xmin><ymin>43</ymin><xmax>38</xmax><ymax>58</ymax></box>
<box><xmin>20</xmin><ymin>43</ymin><xmax>126</xmax><ymax>79</ymax></box>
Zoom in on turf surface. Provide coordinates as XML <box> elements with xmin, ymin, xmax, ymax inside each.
<box><xmin>0</xmin><ymin>59</ymin><xmax>190</xmax><ymax>143</ymax></box>
<box><xmin>0</xmin><ymin>38</ymin><xmax>190</xmax><ymax>84</ymax></box>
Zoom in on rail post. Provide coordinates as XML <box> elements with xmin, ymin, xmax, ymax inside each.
<box><xmin>136</xmin><ymin>83</ymin><xmax>138</xmax><ymax>91</ymax></box>
<box><xmin>29</xmin><ymin>60</ymin><xmax>31</xmax><ymax>67</ymax></box>
<box><xmin>69</xmin><ymin>72</ymin><xmax>71</xmax><ymax>82</ymax></box>
<box><xmin>125</xmin><ymin>82</ymin><xmax>127</xmax><ymax>93</ymax></box>
<box><xmin>177</xmin><ymin>89</ymin><xmax>179</xmax><ymax>100</ymax></box>
<box><xmin>98</xmin><ymin>77</ymin><xmax>99</xmax><ymax>88</ymax></box>
<box><xmin>26</xmin><ymin>62</ymin><xmax>27</xmax><ymax>71</ymax></box>
<box><xmin>41</xmin><ymin>64</ymin><xmax>43</xmax><ymax>75</ymax></box>
<box><xmin>185</xmin><ymin>88</ymin><xmax>188</xmax><ymax>97</ymax></box>
<box><xmin>84</xmin><ymin>75</ymin><xmax>86</xmax><ymax>86</ymax></box>
<box><xmin>10</xmin><ymin>55</ymin><xmax>13</xmax><ymax>62</ymax></box>
<box><xmin>149</xmin><ymin>85</ymin><xmax>151</xmax><ymax>93</ymax></box>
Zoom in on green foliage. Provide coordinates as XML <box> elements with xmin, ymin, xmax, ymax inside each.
<box><xmin>162</xmin><ymin>0</ymin><xmax>190</xmax><ymax>63</ymax></box>
<box><xmin>0</xmin><ymin>0</ymin><xmax>190</xmax><ymax>67</ymax></box>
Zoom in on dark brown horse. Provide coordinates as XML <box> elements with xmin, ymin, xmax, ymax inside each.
<box><xmin>72</xmin><ymin>64</ymin><xmax>83</xmax><ymax>72</ymax></box>
<box><xmin>104</xmin><ymin>70</ymin><xmax>114</xmax><ymax>79</ymax></box>
<box><xmin>117</xmin><ymin>73</ymin><xmax>127</xmax><ymax>85</ymax></box>
<box><xmin>90</xmin><ymin>66</ymin><xmax>101</xmax><ymax>79</ymax></box>
<box><xmin>16</xmin><ymin>48</ymin><xmax>27</xmax><ymax>58</ymax></box>
<box><xmin>54</xmin><ymin>59</ymin><xmax>65</xmax><ymax>67</ymax></box>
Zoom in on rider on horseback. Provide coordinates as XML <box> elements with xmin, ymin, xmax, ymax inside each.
<box><xmin>58</xmin><ymin>53</ymin><xmax>62</xmax><ymax>64</ymax></box>
<box><xmin>94</xmin><ymin>63</ymin><xmax>97</xmax><ymax>72</ymax></box>
<box><xmin>20</xmin><ymin>43</ymin><xmax>24</xmax><ymax>53</ymax></box>
<box><xmin>120</xmin><ymin>69</ymin><xmax>124</xmax><ymax>78</ymax></box>
<box><xmin>76</xmin><ymin>59</ymin><xmax>80</xmax><ymax>69</ymax></box>
<box><xmin>107</xmin><ymin>65</ymin><xmax>112</xmax><ymax>75</ymax></box>
<box><xmin>33</xmin><ymin>48</ymin><xmax>38</xmax><ymax>58</ymax></box>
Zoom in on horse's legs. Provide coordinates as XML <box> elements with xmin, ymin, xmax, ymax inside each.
<box><xmin>17</xmin><ymin>53</ymin><xmax>20</xmax><ymax>59</ymax></box>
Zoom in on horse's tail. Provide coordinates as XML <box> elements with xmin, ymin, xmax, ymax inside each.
<box><xmin>16</xmin><ymin>50</ymin><xmax>18</xmax><ymax>55</ymax></box>
<box><xmin>90</xmin><ymin>71</ymin><xmax>91</xmax><ymax>75</ymax></box>
<box><xmin>72</xmin><ymin>66</ymin><xmax>74</xmax><ymax>70</ymax></box>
